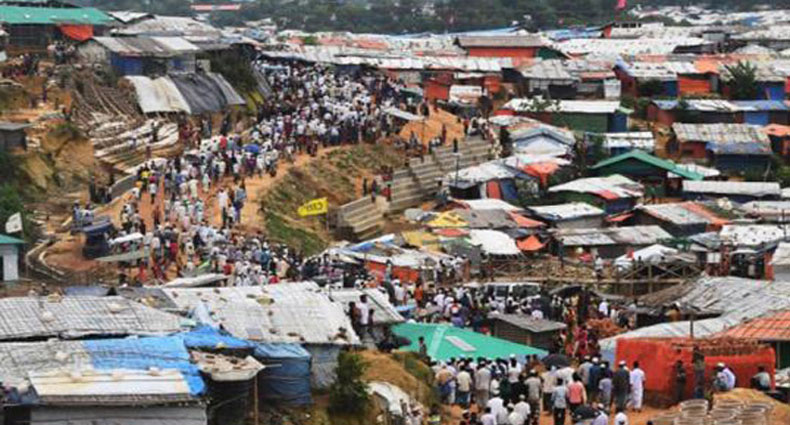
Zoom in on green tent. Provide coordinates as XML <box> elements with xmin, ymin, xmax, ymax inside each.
<box><xmin>393</xmin><ymin>323</ymin><xmax>547</xmax><ymax>362</ymax></box>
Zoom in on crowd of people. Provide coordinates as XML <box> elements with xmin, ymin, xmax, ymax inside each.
<box><xmin>88</xmin><ymin>59</ymin><xmax>429</xmax><ymax>287</ymax></box>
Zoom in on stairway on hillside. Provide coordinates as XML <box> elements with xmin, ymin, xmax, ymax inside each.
<box><xmin>335</xmin><ymin>137</ymin><xmax>493</xmax><ymax>241</ymax></box>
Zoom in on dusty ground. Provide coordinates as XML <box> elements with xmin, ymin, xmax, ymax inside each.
<box><xmin>400</xmin><ymin>107</ymin><xmax>466</xmax><ymax>146</ymax></box>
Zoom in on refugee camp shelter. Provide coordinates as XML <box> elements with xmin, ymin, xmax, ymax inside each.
<box><xmin>125</xmin><ymin>73</ymin><xmax>246</xmax><ymax>115</ymax></box>
<box><xmin>0</xmin><ymin>0</ymin><xmax>114</xmax><ymax>52</ymax></box>
<box><xmin>0</xmin><ymin>336</ymin><xmax>207</xmax><ymax>424</ymax></box>
<box><xmin>591</xmin><ymin>150</ymin><xmax>703</xmax><ymax>197</ymax></box>
<box><xmin>393</xmin><ymin>322</ymin><xmax>547</xmax><ymax>362</ymax></box>
<box><xmin>486</xmin><ymin>314</ymin><xmax>567</xmax><ymax>351</ymax></box>
<box><xmin>552</xmin><ymin>225</ymin><xmax>673</xmax><ymax>259</ymax></box>
<box><xmin>0</xmin><ymin>295</ymin><xmax>183</xmax><ymax>340</ymax></box>
<box><xmin>739</xmin><ymin>201</ymin><xmax>790</xmax><ymax>222</ymax></box>
<box><xmin>0</xmin><ymin>122</ymin><xmax>30</xmax><ymax>151</ymax></box>
<box><xmin>79</xmin><ymin>36</ymin><xmax>201</xmax><ymax>76</ymax></box>
<box><xmin>547</xmin><ymin>175</ymin><xmax>644</xmax><ymax>214</ymax></box>
<box><xmin>455</xmin><ymin>35</ymin><xmax>559</xmax><ymax>59</ymax></box>
<box><xmin>672</xmin><ymin>123</ymin><xmax>773</xmax><ymax>173</ymax></box>
<box><xmin>0</xmin><ymin>234</ymin><xmax>23</xmax><ymax>282</ymax></box>
<box><xmin>503</xmin><ymin>99</ymin><xmax>628</xmax><ymax>133</ymax></box>
<box><xmin>682</xmin><ymin>181</ymin><xmax>781</xmax><ymax>202</ymax></box>
<box><xmin>528</xmin><ymin>202</ymin><xmax>606</xmax><ymax>229</ymax></box>
<box><xmin>508</xmin><ymin>121</ymin><xmax>576</xmax><ymax>156</ymax></box>
<box><xmin>719</xmin><ymin>310</ymin><xmax>790</xmax><ymax>368</ymax></box>
<box><xmin>160</xmin><ymin>282</ymin><xmax>360</xmax><ymax>388</ymax></box>
<box><xmin>635</xmin><ymin>202</ymin><xmax>729</xmax><ymax>237</ymax></box>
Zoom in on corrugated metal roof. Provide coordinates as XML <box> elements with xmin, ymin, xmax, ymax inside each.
<box><xmin>161</xmin><ymin>283</ymin><xmax>359</xmax><ymax>346</ymax></box>
<box><xmin>719</xmin><ymin>310</ymin><xmax>790</xmax><ymax>341</ymax></box>
<box><xmin>114</xmin><ymin>15</ymin><xmax>221</xmax><ymax>37</ymax></box>
<box><xmin>456</xmin><ymin>35</ymin><xmax>545</xmax><ymax>48</ymax></box>
<box><xmin>720</xmin><ymin>224</ymin><xmax>789</xmax><ymax>247</ymax></box>
<box><xmin>488</xmin><ymin>313</ymin><xmax>567</xmax><ymax>333</ymax></box>
<box><xmin>30</xmin><ymin>406</ymin><xmax>207</xmax><ymax>425</ymax></box>
<box><xmin>329</xmin><ymin>288</ymin><xmax>404</xmax><ymax>325</ymax></box>
<box><xmin>673</xmin><ymin>123</ymin><xmax>771</xmax><ymax>145</ymax></box>
<box><xmin>92</xmin><ymin>36</ymin><xmax>200</xmax><ymax>57</ymax></box>
<box><xmin>520</xmin><ymin>59</ymin><xmax>574</xmax><ymax>80</ymax></box>
<box><xmin>638</xmin><ymin>202</ymin><xmax>727</xmax><ymax>226</ymax></box>
<box><xmin>548</xmin><ymin>175</ymin><xmax>644</xmax><ymax>200</ymax></box>
<box><xmin>0</xmin><ymin>296</ymin><xmax>183</xmax><ymax>341</ymax></box>
<box><xmin>683</xmin><ymin>180</ymin><xmax>781</xmax><ymax>197</ymax></box>
<box><xmin>740</xmin><ymin>201</ymin><xmax>790</xmax><ymax>220</ymax></box>
<box><xmin>556</xmin><ymin>37</ymin><xmax>710</xmax><ymax>57</ymax></box>
<box><xmin>529</xmin><ymin>202</ymin><xmax>605</xmax><ymax>221</ymax></box>
<box><xmin>503</xmin><ymin>99</ymin><xmax>621</xmax><ymax>114</ymax></box>
<box><xmin>554</xmin><ymin>225</ymin><xmax>672</xmax><ymax>247</ymax></box>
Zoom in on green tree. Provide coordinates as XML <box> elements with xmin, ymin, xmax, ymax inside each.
<box><xmin>328</xmin><ymin>351</ymin><xmax>370</xmax><ymax>415</ymax></box>
<box><xmin>725</xmin><ymin>61</ymin><xmax>760</xmax><ymax>100</ymax></box>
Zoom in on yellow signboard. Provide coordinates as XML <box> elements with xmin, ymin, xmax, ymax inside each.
<box><xmin>297</xmin><ymin>197</ymin><xmax>329</xmax><ymax>217</ymax></box>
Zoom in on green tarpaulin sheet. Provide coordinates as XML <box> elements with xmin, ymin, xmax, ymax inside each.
<box><xmin>393</xmin><ymin>322</ymin><xmax>546</xmax><ymax>361</ymax></box>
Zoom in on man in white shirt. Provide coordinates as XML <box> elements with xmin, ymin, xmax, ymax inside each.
<box><xmin>723</xmin><ymin>364</ymin><xmax>736</xmax><ymax>390</ymax></box>
<box><xmin>598</xmin><ymin>300</ymin><xmax>609</xmax><ymax>318</ymax></box>
<box><xmin>514</xmin><ymin>394</ymin><xmax>531</xmax><ymax>423</ymax></box>
<box><xmin>507</xmin><ymin>404</ymin><xmax>525</xmax><ymax>425</ymax></box>
<box><xmin>475</xmin><ymin>362</ymin><xmax>492</xmax><ymax>408</ymax></box>
<box><xmin>629</xmin><ymin>361</ymin><xmax>646</xmax><ymax>412</ymax></box>
<box><xmin>487</xmin><ymin>390</ymin><xmax>508</xmax><ymax>425</ymax></box>
<box><xmin>480</xmin><ymin>407</ymin><xmax>496</xmax><ymax>425</ymax></box>
<box><xmin>456</xmin><ymin>368</ymin><xmax>472</xmax><ymax>408</ymax></box>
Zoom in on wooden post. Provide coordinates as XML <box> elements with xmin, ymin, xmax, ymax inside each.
<box><xmin>253</xmin><ymin>374</ymin><xmax>259</xmax><ymax>425</ymax></box>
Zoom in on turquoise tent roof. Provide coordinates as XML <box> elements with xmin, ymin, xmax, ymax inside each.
<box><xmin>592</xmin><ymin>150</ymin><xmax>704</xmax><ymax>181</ymax></box>
<box><xmin>393</xmin><ymin>323</ymin><xmax>547</xmax><ymax>361</ymax></box>
<box><xmin>0</xmin><ymin>234</ymin><xmax>24</xmax><ymax>245</ymax></box>
<box><xmin>0</xmin><ymin>5</ymin><xmax>113</xmax><ymax>25</ymax></box>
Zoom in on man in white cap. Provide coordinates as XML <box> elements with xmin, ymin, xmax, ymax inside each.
<box><xmin>487</xmin><ymin>387</ymin><xmax>508</xmax><ymax>425</ymax></box>
<box><xmin>629</xmin><ymin>361</ymin><xmax>645</xmax><ymax>412</ymax></box>
<box><xmin>515</xmin><ymin>394</ymin><xmax>531</xmax><ymax>424</ymax></box>
<box><xmin>476</xmin><ymin>361</ymin><xmax>493</xmax><ymax>408</ymax></box>
<box><xmin>508</xmin><ymin>403</ymin><xmax>526</xmax><ymax>425</ymax></box>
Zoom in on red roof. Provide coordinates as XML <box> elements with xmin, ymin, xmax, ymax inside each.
<box><xmin>719</xmin><ymin>310</ymin><xmax>790</xmax><ymax>341</ymax></box>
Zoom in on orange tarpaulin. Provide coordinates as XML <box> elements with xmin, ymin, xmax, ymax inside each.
<box><xmin>764</xmin><ymin>123</ymin><xmax>790</xmax><ymax>138</ymax></box>
<box><xmin>59</xmin><ymin>25</ymin><xmax>94</xmax><ymax>41</ymax></box>
<box><xmin>509</xmin><ymin>212</ymin><xmax>545</xmax><ymax>229</ymax></box>
<box><xmin>486</xmin><ymin>181</ymin><xmax>502</xmax><ymax>199</ymax></box>
<box><xmin>523</xmin><ymin>162</ymin><xmax>561</xmax><ymax>187</ymax></box>
<box><xmin>518</xmin><ymin>235</ymin><xmax>545</xmax><ymax>252</ymax></box>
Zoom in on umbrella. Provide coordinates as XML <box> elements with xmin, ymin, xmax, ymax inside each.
<box><xmin>542</xmin><ymin>353</ymin><xmax>570</xmax><ymax>368</ymax></box>
<box><xmin>244</xmin><ymin>144</ymin><xmax>261</xmax><ymax>154</ymax></box>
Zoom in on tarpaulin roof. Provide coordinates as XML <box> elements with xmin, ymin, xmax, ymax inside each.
<box><xmin>554</xmin><ymin>225</ymin><xmax>672</xmax><ymax>247</ymax></box>
<box><xmin>673</xmin><ymin>123</ymin><xmax>772</xmax><ymax>145</ymax></box>
<box><xmin>427</xmin><ymin>211</ymin><xmax>468</xmax><ymax>228</ymax></box>
<box><xmin>548</xmin><ymin>174</ymin><xmax>644</xmax><ymax>200</ymax></box>
<box><xmin>161</xmin><ymin>283</ymin><xmax>360</xmax><ymax>345</ymax></box>
<box><xmin>0</xmin><ymin>5</ymin><xmax>113</xmax><ymax>25</ymax></box>
<box><xmin>468</xmin><ymin>229</ymin><xmax>521</xmax><ymax>256</ymax></box>
<box><xmin>169</xmin><ymin>73</ymin><xmax>245</xmax><ymax>115</ymax></box>
<box><xmin>383</xmin><ymin>107</ymin><xmax>424</xmax><ymax>122</ymax></box>
<box><xmin>125</xmin><ymin>75</ymin><xmax>191</xmax><ymax>114</ymax></box>
<box><xmin>453</xmin><ymin>198</ymin><xmax>522</xmax><ymax>211</ymax></box>
<box><xmin>92</xmin><ymin>36</ymin><xmax>200</xmax><ymax>57</ymax></box>
<box><xmin>764</xmin><ymin>124</ymin><xmax>790</xmax><ymax>137</ymax></box>
<box><xmin>393</xmin><ymin>323</ymin><xmax>546</xmax><ymax>361</ymax></box>
<box><xmin>529</xmin><ymin>202</ymin><xmax>605</xmax><ymax>221</ymax></box>
<box><xmin>518</xmin><ymin>235</ymin><xmax>546</xmax><ymax>252</ymax></box>
<box><xmin>0</xmin><ymin>336</ymin><xmax>204</xmax><ymax>404</ymax></box>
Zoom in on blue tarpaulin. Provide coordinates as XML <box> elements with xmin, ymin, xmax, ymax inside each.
<box><xmin>83</xmin><ymin>336</ymin><xmax>206</xmax><ymax>396</ymax></box>
<box><xmin>178</xmin><ymin>325</ymin><xmax>255</xmax><ymax>351</ymax></box>
<box><xmin>254</xmin><ymin>343</ymin><xmax>312</xmax><ymax>405</ymax></box>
